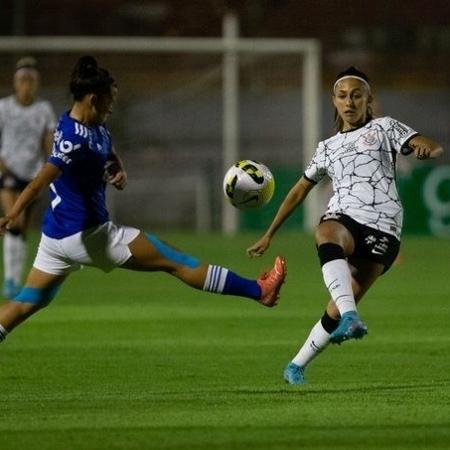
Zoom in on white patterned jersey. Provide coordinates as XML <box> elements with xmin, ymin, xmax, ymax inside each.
<box><xmin>0</xmin><ymin>95</ymin><xmax>56</xmax><ymax>180</ymax></box>
<box><xmin>304</xmin><ymin>116</ymin><xmax>418</xmax><ymax>239</ymax></box>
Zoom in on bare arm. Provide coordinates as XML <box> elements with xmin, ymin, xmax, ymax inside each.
<box><xmin>407</xmin><ymin>135</ymin><xmax>444</xmax><ymax>160</ymax></box>
<box><xmin>42</xmin><ymin>129</ymin><xmax>54</xmax><ymax>158</ymax></box>
<box><xmin>247</xmin><ymin>176</ymin><xmax>315</xmax><ymax>257</ymax></box>
<box><xmin>0</xmin><ymin>162</ymin><xmax>61</xmax><ymax>234</ymax></box>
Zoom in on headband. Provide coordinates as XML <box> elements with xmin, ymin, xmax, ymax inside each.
<box><xmin>14</xmin><ymin>67</ymin><xmax>39</xmax><ymax>79</ymax></box>
<box><xmin>333</xmin><ymin>75</ymin><xmax>371</xmax><ymax>94</ymax></box>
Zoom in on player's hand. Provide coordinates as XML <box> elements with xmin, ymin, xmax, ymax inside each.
<box><xmin>104</xmin><ymin>161</ymin><xmax>127</xmax><ymax>190</ymax></box>
<box><xmin>247</xmin><ymin>235</ymin><xmax>271</xmax><ymax>258</ymax></box>
<box><xmin>108</xmin><ymin>169</ymin><xmax>127</xmax><ymax>190</ymax></box>
<box><xmin>414</xmin><ymin>145</ymin><xmax>432</xmax><ymax>160</ymax></box>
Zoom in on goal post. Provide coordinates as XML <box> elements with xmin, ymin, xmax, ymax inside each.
<box><xmin>0</xmin><ymin>13</ymin><xmax>322</xmax><ymax>234</ymax></box>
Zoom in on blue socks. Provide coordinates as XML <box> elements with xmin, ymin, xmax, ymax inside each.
<box><xmin>203</xmin><ymin>265</ymin><xmax>261</xmax><ymax>299</ymax></box>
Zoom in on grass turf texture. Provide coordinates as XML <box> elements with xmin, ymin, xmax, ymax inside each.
<box><xmin>1</xmin><ymin>231</ymin><xmax>450</xmax><ymax>450</ymax></box>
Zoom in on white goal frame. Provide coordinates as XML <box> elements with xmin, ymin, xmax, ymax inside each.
<box><xmin>0</xmin><ymin>13</ymin><xmax>321</xmax><ymax>234</ymax></box>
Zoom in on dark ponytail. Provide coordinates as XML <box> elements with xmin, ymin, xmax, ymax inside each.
<box><xmin>70</xmin><ymin>55</ymin><xmax>115</xmax><ymax>101</ymax></box>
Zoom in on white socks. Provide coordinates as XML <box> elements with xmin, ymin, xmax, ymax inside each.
<box><xmin>3</xmin><ymin>233</ymin><xmax>26</xmax><ymax>286</ymax></box>
<box><xmin>292</xmin><ymin>320</ymin><xmax>330</xmax><ymax>367</ymax></box>
<box><xmin>321</xmin><ymin>259</ymin><xmax>356</xmax><ymax>315</ymax></box>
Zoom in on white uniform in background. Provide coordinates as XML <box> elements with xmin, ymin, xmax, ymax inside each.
<box><xmin>0</xmin><ymin>94</ymin><xmax>56</xmax><ymax>298</ymax></box>
<box><xmin>0</xmin><ymin>95</ymin><xmax>56</xmax><ymax>180</ymax></box>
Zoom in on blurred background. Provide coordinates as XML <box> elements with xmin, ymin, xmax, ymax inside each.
<box><xmin>0</xmin><ymin>0</ymin><xmax>449</xmax><ymax>235</ymax></box>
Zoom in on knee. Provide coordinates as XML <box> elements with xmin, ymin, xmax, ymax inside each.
<box><xmin>10</xmin><ymin>300</ymin><xmax>44</xmax><ymax>319</ymax></box>
<box><xmin>315</xmin><ymin>222</ymin><xmax>354</xmax><ymax>255</ymax></box>
<box><xmin>14</xmin><ymin>286</ymin><xmax>60</xmax><ymax>309</ymax></box>
<box><xmin>315</xmin><ymin>222</ymin><xmax>341</xmax><ymax>246</ymax></box>
<box><xmin>317</xmin><ymin>242</ymin><xmax>345</xmax><ymax>266</ymax></box>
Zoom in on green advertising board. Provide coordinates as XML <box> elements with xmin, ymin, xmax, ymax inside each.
<box><xmin>241</xmin><ymin>165</ymin><xmax>450</xmax><ymax>237</ymax></box>
<box><xmin>240</xmin><ymin>167</ymin><xmax>303</xmax><ymax>231</ymax></box>
<box><xmin>399</xmin><ymin>165</ymin><xmax>450</xmax><ymax>236</ymax></box>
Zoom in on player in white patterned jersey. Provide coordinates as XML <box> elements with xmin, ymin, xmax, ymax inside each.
<box><xmin>247</xmin><ymin>66</ymin><xmax>444</xmax><ymax>385</ymax></box>
<box><xmin>0</xmin><ymin>57</ymin><xmax>56</xmax><ymax>298</ymax></box>
<box><xmin>306</xmin><ymin>116</ymin><xmax>417</xmax><ymax>240</ymax></box>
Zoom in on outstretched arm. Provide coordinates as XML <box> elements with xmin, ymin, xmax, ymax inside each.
<box><xmin>247</xmin><ymin>176</ymin><xmax>315</xmax><ymax>257</ymax></box>
<box><xmin>408</xmin><ymin>135</ymin><xmax>444</xmax><ymax>160</ymax></box>
<box><xmin>0</xmin><ymin>163</ymin><xmax>61</xmax><ymax>234</ymax></box>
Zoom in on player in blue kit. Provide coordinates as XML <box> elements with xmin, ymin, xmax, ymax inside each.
<box><xmin>0</xmin><ymin>56</ymin><xmax>286</xmax><ymax>343</ymax></box>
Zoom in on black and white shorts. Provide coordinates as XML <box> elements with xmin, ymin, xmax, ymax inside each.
<box><xmin>320</xmin><ymin>213</ymin><xmax>400</xmax><ymax>273</ymax></box>
<box><xmin>0</xmin><ymin>171</ymin><xmax>29</xmax><ymax>191</ymax></box>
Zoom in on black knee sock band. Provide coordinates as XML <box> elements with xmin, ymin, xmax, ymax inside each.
<box><xmin>320</xmin><ymin>311</ymin><xmax>340</xmax><ymax>333</ymax></box>
<box><xmin>317</xmin><ymin>243</ymin><xmax>344</xmax><ymax>266</ymax></box>
<box><xmin>6</xmin><ymin>228</ymin><xmax>24</xmax><ymax>237</ymax></box>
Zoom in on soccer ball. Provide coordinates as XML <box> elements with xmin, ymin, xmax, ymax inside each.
<box><xmin>223</xmin><ymin>160</ymin><xmax>275</xmax><ymax>209</ymax></box>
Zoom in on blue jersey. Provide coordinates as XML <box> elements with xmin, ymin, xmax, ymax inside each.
<box><xmin>43</xmin><ymin>112</ymin><xmax>111</xmax><ymax>238</ymax></box>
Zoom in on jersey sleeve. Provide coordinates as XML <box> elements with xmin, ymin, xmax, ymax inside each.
<box><xmin>303</xmin><ymin>141</ymin><xmax>327</xmax><ymax>184</ymax></box>
<box><xmin>48</xmin><ymin>126</ymin><xmax>85</xmax><ymax>170</ymax></box>
<box><xmin>380</xmin><ymin>116</ymin><xmax>419</xmax><ymax>155</ymax></box>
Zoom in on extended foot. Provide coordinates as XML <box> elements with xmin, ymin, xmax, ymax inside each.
<box><xmin>257</xmin><ymin>256</ymin><xmax>286</xmax><ymax>307</ymax></box>
<box><xmin>284</xmin><ymin>362</ymin><xmax>306</xmax><ymax>385</ymax></box>
<box><xmin>329</xmin><ymin>311</ymin><xmax>368</xmax><ymax>344</ymax></box>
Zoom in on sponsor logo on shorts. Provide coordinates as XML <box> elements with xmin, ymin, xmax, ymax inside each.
<box><xmin>370</xmin><ymin>236</ymin><xmax>389</xmax><ymax>256</ymax></box>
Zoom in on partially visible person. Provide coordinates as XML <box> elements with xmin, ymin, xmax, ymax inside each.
<box><xmin>247</xmin><ymin>66</ymin><xmax>444</xmax><ymax>385</ymax></box>
<box><xmin>0</xmin><ymin>57</ymin><xmax>56</xmax><ymax>298</ymax></box>
<box><xmin>0</xmin><ymin>56</ymin><xmax>286</xmax><ymax>349</ymax></box>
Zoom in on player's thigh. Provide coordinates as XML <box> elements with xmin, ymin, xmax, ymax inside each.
<box><xmin>23</xmin><ymin>267</ymin><xmax>67</xmax><ymax>289</ymax></box>
<box><xmin>123</xmin><ymin>232</ymin><xmax>200</xmax><ymax>272</ymax></box>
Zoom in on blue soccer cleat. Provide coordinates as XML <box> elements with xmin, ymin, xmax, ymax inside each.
<box><xmin>283</xmin><ymin>362</ymin><xmax>307</xmax><ymax>385</ymax></box>
<box><xmin>329</xmin><ymin>311</ymin><xmax>368</xmax><ymax>344</ymax></box>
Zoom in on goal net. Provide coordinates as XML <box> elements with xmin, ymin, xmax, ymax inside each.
<box><xmin>0</xmin><ymin>23</ymin><xmax>321</xmax><ymax>234</ymax></box>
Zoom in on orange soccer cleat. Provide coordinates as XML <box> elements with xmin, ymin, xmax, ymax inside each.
<box><xmin>257</xmin><ymin>256</ymin><xmax>286</xmax><ymax>307</ymax></box>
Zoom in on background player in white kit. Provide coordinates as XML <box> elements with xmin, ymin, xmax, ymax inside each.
<box><xmin>0</xmin><ymin>57</ymin><xmax>56</xmax><ymax>298</ymax></box>
<box><xmin>247</xmin><ymin>66</ymin><xmax>444</xmax><ymax>385</ymax></box>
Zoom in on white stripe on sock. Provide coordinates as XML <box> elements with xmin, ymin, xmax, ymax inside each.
<box><xmin>203</xmin><ymin>265</ymin><xmax>229</xmax><ymax>293</ymax></box>
<box><xmin>0</xmin><ymin>324</ymin><xmax>8</xmax><ymax>342</ymax></box>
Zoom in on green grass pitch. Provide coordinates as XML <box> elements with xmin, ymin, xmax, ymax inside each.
<box><xmin>1</xmin><ymin>231</ymin><xmax>449</xmax><ymax>450</ymax></box>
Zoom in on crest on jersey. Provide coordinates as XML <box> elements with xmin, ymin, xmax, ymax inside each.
<box><xmin>363</xmin><ymin>131</ymin><xmax>377</xmax><ymax>146</ymax></box>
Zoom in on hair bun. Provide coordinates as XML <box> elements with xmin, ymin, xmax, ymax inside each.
<box><xmin>76</xmin><ymin>55</ymin><xmax>98</xmax><ymax>77</ymax></box>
